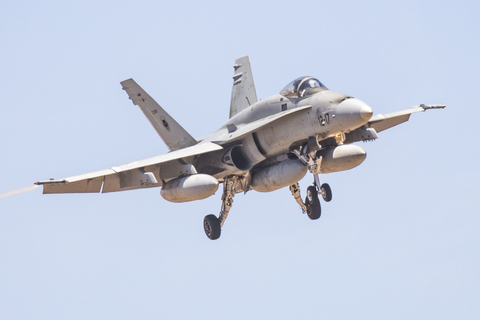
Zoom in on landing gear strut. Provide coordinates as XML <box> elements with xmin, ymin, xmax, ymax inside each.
<box><xmin>289</xmin><ymin>182</ymin><xmax>307</xmax><ymax>213</ymax></box>
<box><xmin>203</xmin><ymin>176</ymin><xmax>238</xmax><ymax>240</ymax></box>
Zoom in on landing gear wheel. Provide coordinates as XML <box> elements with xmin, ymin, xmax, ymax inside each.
<box><xmin>203</xmin><ymin>214</ymin><xmax>221</xmax><ymax>240</ymax></box>
<box><xmin>320</xmin><ymin>183</ymin><xmax>332</xmax><ymax>202</ymax></box>
<box><xmin>305</xmin><ymin>186</ymin><xmax>321</xmax><ymax>220</ymax></box>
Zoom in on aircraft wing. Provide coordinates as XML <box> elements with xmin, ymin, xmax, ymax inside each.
<box><xmin>367</xmin><ymin>104</ymin><xmax>445</xmax><ymax>133</ymax></box>
<box><xmin>35</xmin><ymin>142</ymin><xmax>223</xmax><ymax>194</ymax></box>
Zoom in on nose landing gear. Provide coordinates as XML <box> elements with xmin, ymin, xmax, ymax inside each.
<box><xmin>320</xmin><ymin>183</ymin><xmax>332</xmax><ymax>202</ymax></box>
<box><xmin>290</xmin><ymin>143</ymin><xmax>333</xmax><ymax>220</ymax></box>
<box><xmin>289</xmin><ymin>179</ymin><xmax>331</xmax><ymax>221</ymax></box>
<box><xmin>305</xmin><ymin>185</ymin><xmax>321</xmax><ymax>220</ymax></box>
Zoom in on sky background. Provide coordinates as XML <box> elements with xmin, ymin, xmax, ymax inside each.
<box><xmin>1</xmin><ymin>0</ymin><xmax>479</xmax><ymax>319</ymax></box>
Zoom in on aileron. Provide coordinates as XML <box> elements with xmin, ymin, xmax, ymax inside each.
<box><xmin>42</xmin><ymin>177</ymin><xmax>104</xmax><ymax>194</ymax></box>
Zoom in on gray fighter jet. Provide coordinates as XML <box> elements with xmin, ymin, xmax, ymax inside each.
<box><xmin>35</xmin><ymin>56</ymin><xmax>445</xmax><ymax>240</ymax></box>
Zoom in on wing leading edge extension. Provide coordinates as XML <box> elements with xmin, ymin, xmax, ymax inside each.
<box><xmin>215</xmin><ymin>105</ymin><xmax>312</xmax><ymax>145</ymax></box>
<box><xmin>35</xmin><ymin>142</ymin><xmax>223</xmax><ymax>194</ymax></box>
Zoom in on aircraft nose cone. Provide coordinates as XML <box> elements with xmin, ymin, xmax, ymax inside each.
<box><xmin>360</xmin><ymin>104</ymin><xmax>373</xmax><ymax>121</ymax></box>
<box><xmin>338</xmin><ymin>98</ymin><xmax>373</xmax><ymax>122</ymax></box>
<box><xmin>335</xmin><ymin>98</ymin><xmax>373</xmax><ymax>129</ymax></box>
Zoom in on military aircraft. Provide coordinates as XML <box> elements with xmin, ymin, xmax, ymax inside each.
<box><xmin>35</xmin><ymin>56</ymin><xmax>445</xmax><ymax>240</ymax></box>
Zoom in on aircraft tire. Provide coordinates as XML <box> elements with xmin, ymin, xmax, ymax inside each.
<box><xmin>204</xmin><ymin>214</ymin><xmax>221</xmax><ymax>240</ymax></box>
<box><xmin>305</xmin><ymin>186</ymin><xmax>321</xmax><ymax>220</ymax></box>
<box><xmin>320</xmin><ymin>183</ymin><xmax>332</xmax><ymax>202</ymax></box>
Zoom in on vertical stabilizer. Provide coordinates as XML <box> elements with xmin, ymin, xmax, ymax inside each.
<box><xmin>121</xmin><ymin>79</ymin><xmax>197</xmax><ymax>151</ymax></box>
<box><xmin>229</xmin><ymin>56</ymin><xmax>258</xmax><ymax>118</ymax></box>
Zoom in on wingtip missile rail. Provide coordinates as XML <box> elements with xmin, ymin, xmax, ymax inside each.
<box><xmin>418</xmin><ymin>104</ymin><xmax>446</xmax><ymax>110</ymax></box>
<box><xmin>34</xmin><ymin>179</ymin><xmax>66</xmax><ymax>185</ymax></box>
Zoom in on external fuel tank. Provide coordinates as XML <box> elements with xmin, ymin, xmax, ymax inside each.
<box><xmin>251</xmin><ymin>159</ymin><xmax>307</xmax><ymax>192</ymax></box>
<box><xmin>161</xmin><ymin>174</ymin><xmax>219</xmax><ymax>203</ymax></box>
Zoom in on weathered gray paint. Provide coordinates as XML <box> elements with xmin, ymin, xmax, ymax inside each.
<box><xmin>36</xmin><ymin>57</ymin><xmax>444</xmax><ymax>195</ymax></box>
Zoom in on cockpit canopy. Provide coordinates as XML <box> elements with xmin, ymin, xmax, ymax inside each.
<box><xmin>280</xmin><ymin>76</ymin><xmax>327</xmax><ymax>98</ymax></box>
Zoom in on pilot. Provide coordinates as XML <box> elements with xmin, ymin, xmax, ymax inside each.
<box><xmin>299</xmin><ymin>78</ymin><xmax>324</xmax><ymax>97</ymax></box>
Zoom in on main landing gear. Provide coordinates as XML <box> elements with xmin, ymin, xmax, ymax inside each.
<box><xmin>203</xmin><ymin>176</ymin><xmax>237</xmax><ymax>240</ymax></box>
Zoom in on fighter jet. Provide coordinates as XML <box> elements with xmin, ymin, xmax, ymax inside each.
<box><xmin>35</xmin><ymin>56</ymin><xmax>445</xmax><ymax>240</ymax></box>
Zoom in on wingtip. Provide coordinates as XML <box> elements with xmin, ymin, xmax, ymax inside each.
<box><xmin>34</xmin><ymin>179</ymin><xmax>67</xmax><ymax>185</ymax></box>
<box><xmin>120</xmin><ymin>78</ymin><xmax>134</xmax><ymax>86</ymax></box>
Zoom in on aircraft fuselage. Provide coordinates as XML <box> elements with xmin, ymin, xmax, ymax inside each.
<box><xmin>34</xmin><ymin>56</ymin><xmax>444</xmax><ymax>240</ymax></box>
<box><xmin>196</xmin><ymin>90</ymin><xmax>372</xmax><ymax>181</ymax></box>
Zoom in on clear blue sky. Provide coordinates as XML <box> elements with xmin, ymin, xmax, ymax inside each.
<box><xmin>1</xmin><ymin>1</ymin><xmax>479</xmax><ymax>319</ymax></box>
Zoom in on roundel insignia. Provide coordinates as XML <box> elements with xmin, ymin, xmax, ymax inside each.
<box><xmin>160</xmin><ymin>116</ymin><xmax>171</xmax><ymax>132</ymax></box>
